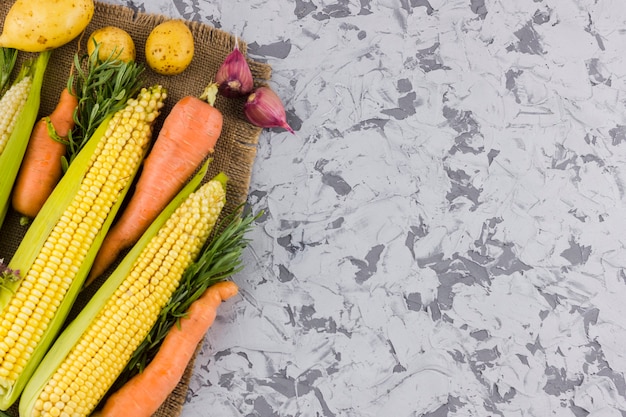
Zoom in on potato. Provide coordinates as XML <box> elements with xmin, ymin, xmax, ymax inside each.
<box><xmin>0</xmin><ymin>0</ymin><xmax>94</xmax><ymax>52</ymax></box>
<box><xmin>87</xmin><ymin>26</ymin><xmax>136</xmax><ymax>63</ymax></box>
<box><xmin>145</xmin><ymin>20</ymin><xmax>195</xmax><ymax>76</ymax></box>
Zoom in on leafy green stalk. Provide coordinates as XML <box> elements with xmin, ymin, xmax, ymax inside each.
<box><xmin>0</xmin><ymin>47</ymin><xmax>17</xmax><ymax>94</ymax></box>
<box><xmin>64</xmin><ymin>43</ymin><xmax>144</xmax><ymax>169</ymax></box>
<box><xmin>110</xmin><ymin>206</ymin><xmax>260</xmax><ymax>391</ymax></box>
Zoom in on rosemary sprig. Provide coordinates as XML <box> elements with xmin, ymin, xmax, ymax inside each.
<box><xmin>110</xmin><ymin>206</ymin><xmax>260</xmax><ymax>390</ymax></box>
<box><xmin>0</xmin><ymin>47</ymin><xmax>17</xmax><ymax>94</ymax></box>
<box><xmin>64</xmin><ymin>43</ymin><xmax>145</xmax><ymax>169</ymax></box>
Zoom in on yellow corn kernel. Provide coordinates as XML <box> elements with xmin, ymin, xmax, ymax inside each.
<box><xmin>0</xmin><ymin>75</ymin><xmax>32</xmax><ymax>156</ymax></box>
<box><xmin>0</xmin><ymin>85</ymin><xmax>166</xmax><ymax>410</ymax></box>
<box><xmin>26</xmin><ymin>178</ymin><xmax>226</xmax><ymax>417</ymax></box>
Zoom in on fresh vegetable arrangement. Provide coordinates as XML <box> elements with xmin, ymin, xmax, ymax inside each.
<box><xmin>0</xmin><ymin>84</ymin><xmax>167</xmax><ymax>410</ymax></box>
<box><xmin>86</xmin><ymin>82</ymin><xmax>224</xmax><ymax>285</ymax></box>
<box><xmin>19</xmin><ymin>167</ymin><xmax>228</xmax><ymax>416</ymax></box>
<box><xmin>0</xmin><ymin>0</ymin><xmax>291</xmax><ymax>415</ymax></box>
<box><xmin>11</xmin><ymin>39</ymin><xmax>144</xmax><ymax>221</ymax></box>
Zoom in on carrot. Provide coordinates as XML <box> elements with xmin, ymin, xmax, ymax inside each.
<box><xmin>11</xmin><ymin>87</ymin><xmax>78</xmax><ymax>218</ymax></box>
<box><xmin>86</xmin><ymin>91</ymin><xmax>223</xmax><ymax>284</ymax></box>
<box><xmin>97</xmin><ymin>280</ymin><xmax>238</xmax><ymax>417</ymax></box>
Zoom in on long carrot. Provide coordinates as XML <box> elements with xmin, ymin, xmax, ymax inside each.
<box><xmin>86</xmin><ymin>88</ymin><xmax>223</xmax><ymax>284</ymax></box>
<box><xmin>11</xmin><ymin>87</ymin><xmax>78</xmax><ymax>218</ymax></box>
<box><xmin>96</xmin><ymin>280</ymin><xmax>238</xmax><ymax>417</ymax></box>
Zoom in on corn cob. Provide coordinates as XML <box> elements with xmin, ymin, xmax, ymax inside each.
<box><xmin>0</xmin><ymin>85</ymin><xmax>166</xmax><ymax>410</ymax></box>
<box><xmin>0</xmin><ymin>50</ymin><xmax>50</xmax><ymax>227</ymax></box>
<box><xmin>20</xmin><ymin>169</ymin><xmax>227</xmax><ymax>417</ymax></box>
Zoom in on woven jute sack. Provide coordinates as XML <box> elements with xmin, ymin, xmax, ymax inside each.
<box><xmin>0</xmin><ymin>1</ymin><xmax>270</xmax><ymax>416</ymax></box>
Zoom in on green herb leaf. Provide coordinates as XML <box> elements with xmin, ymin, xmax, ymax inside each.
<box><xmin>65</xmin><ymin>43</ymin><xmax>145</xmax><ymax>168</ymax></box>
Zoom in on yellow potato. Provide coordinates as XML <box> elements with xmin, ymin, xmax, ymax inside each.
<box><xmin>87</xmin><ymin>26</ymin><xmax>136</xmax><ymax>63</ymax></box>
<box><xmin>0</xmin><ymin>0</ymin><xmax>94</xmax><ymax>52</ymax></box>
<box><xmin>145</xmin><ymin>20</ymin><xmax>195</xmax><ymax>75</ymax></box>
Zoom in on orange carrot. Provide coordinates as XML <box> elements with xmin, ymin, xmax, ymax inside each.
<box><xmin>12</xmin><ymin>87</ymin><xmax>78</xmax><ymax>218</ymax></box>
<box><xmin>86</xmin><ymin>93</ymin><xmax>223</xmax><ymax>284</ymax></box>
<box><xmin>97</xmin><ymin>281</ymin><xmax>238</xmax><ymax>417</ymax></box>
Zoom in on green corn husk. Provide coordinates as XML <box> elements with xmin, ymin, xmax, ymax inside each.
<box><xmin>0</xmin><ymin>48</ymin><xmax>18</xmax><ymax>93</ymax></box>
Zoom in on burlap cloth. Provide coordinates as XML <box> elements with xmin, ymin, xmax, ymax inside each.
<box><xmin>0</xmin><ymin>1</ymin><xmax>271</xmax><ymax>416</ymax></box>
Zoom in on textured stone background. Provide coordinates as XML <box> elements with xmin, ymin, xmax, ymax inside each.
<box><xmin>104</xmin><ymin>1</ymin><xmax>626</xmax><ymax>416</ymax></box>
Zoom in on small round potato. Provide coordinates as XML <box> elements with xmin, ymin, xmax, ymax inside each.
<box><xmin>145</xmin><ymin>20</ymin><xmax>195</xmax><ymax>75</ymax></box>
<box><xmin>87</xmin><ymin>26</ymin><xmax>136</xmax><ymax>63</ymax></box>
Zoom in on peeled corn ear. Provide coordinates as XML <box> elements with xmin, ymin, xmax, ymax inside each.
<box><xmin>20</xmin><ymin>166</ymin><xmax>227</xmax><ymax>417</ymax></box>
<box><xmin>0</xmin><ymin>50</ymin><xmax>51</xmax><ymax>227</ymax></box>
<box><xmin>0</xmin><ymin>85</ymin><xmax>167</xmax><ymax>410</ymax></box>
